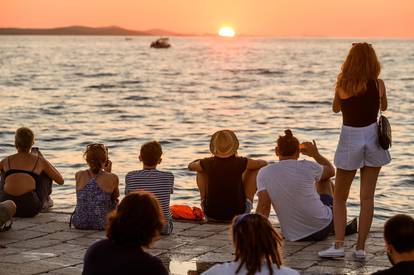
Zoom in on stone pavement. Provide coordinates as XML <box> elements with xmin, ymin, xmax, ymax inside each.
<box><xmin>0</xmin><ymin>211</ymin><xmax>391</xmax><ymax>275</ymax></box>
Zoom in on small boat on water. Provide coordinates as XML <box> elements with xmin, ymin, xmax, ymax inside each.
<box><xmin>150</xmin><ymin>37</ymin><xmax>171</xmax><ymax>49</ymax></box>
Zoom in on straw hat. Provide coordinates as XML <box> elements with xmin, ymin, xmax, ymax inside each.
<box><xmin>210</xmin><ymin>130</ymin><xmax>239</xmax><ymax>158</ymax></box>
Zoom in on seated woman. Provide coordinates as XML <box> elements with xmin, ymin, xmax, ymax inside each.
<box><xmin>0</xmin><ymin>127</ymin><xmax>64</xmax><ymax>217</ymax></box>
<box><xmin>188</xmin><ymin>130</ymin><xmax>267</xmax><ymax>222</ymax></box>
<box><xmin>82</xmin><ymin>191</ymin><xmax>168</xmax><ymax>275</ymax></box>
<box><xmin>71</xmin><ymin>144</ymin><xmax>119</xmax><ymax>230</ymax></box>
<box><xmin>202</xmin><ymin>213</ymin><xmax>299</xmax><ymax>275</ymax></box>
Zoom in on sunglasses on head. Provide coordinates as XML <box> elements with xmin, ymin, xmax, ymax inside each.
<box><xmin>86</xmin><ymin>143</ymin><xmax>108</xmax><ymax>153</ymax></box>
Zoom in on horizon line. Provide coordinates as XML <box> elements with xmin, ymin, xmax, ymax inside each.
<box><xmin>0</xmin><ymin>25</ymin><xmax>413</xmax><ymax>39</ymax></box>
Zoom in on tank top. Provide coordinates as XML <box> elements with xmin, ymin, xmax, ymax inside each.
<box><xmin>340</xmin><ymin>79</ymin><xmax>380</xmax><ymax>127</ymax></box>
<box><xmin>0</xmin><ymin>156</ymin><xmax>43</xmax><ymax>217</ymax></box>
<box><xmin>72</xmin><ymin>171</ymin><xmax>116</xmax><ymax>230</ymax></box>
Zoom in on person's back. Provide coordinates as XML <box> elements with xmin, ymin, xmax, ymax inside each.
<box><xmin>256</xmin><ymin>130</ymin><xmax>335</xmax><ymax>241</ymax></box>
<box><xmin>83</xmin><ymin>238</ymin><xmax>166</xmax><ymax>275</ymax></box>
<box><xmin>73</xmin><ymin>170</ymin><xmax>117</xmax><ymax>230</ymax></box>
<box><xmin>200</xmin><ymin>155</ymin><xmax>247</xmax><ymax>220</ymax></box>
<box><xmin>125</xmin><ymin>141</ymin><xmax>174</xmax><ymax>234</ymax></box>
<box><xmin>258</xmin><ymin>159</ymin><xmax>331</xmax><ymax>240</ymax></box>
<box><xmin>202</xmin><ymin>213</ymin><xmax>299</xmax><ymax>275</ymax></box>
<box><xmin>82</xmin><ymin>191</ymin><xmax>168</xmax><ymax>275</ymax></box>
<box><xmin>188</xmin><ymin>130</ymin><xmax>267</xmax><ymax>222</ymax></box>
<box><xmin>72</xmin><ymin>144</ymin><xmax>118</xmax><ymax>230</ymax></box>
<box><xmin>0</xmin><ymin>128</ymin><xmax>64</xmax><ymax>217</ymax></box>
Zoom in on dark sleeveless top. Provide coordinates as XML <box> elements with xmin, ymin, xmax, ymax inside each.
<box><xmin>0</xmin><ymin>156</ymin><xmax>43</xmax><ymax>217</ymax></box>
<box><xmin>340</xmin><ymin>79</ymin><xmax>380</xmax><ymax>127</ymax></box>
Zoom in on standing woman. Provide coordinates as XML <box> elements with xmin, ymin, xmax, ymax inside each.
<box><xmin>71</xmin><ymin>144</ymin><xmax>119</xmax><ymax>230</ymax></box>
<box><xmin>319</xmin><ymin>43</ymin><xmax>391</xmax><ymax>259</ymax></box>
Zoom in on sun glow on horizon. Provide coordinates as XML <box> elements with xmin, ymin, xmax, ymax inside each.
<box><xmin>218</xmin><ymin>26</ymin><xmax>236</xmax><ymax>37</ymax></box>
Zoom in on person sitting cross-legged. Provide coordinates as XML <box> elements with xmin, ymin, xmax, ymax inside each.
<box><xmin>256</xmin><ymin>129</ymin><xmax>356</xmax><ymax>242</ymax></box>
<box><xmin>189</xmin><ymin>129</ymin><xmax>267</xmax><ymax>222</ymax></box>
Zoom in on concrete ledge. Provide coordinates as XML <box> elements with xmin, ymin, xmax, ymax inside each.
<box><xmin>0</xmin><ymin>212</ymin><xmax>390</xmax><ymax>274</ymax></box>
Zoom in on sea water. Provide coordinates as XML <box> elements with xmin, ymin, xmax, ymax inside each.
<box><xmin>0</xmin><ymin>36</ymin><xmax>413</xmax><ymax>220</ymax></box>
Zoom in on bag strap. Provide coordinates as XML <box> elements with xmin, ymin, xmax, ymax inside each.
<box><xmin>377</xmin><ymin>79</ymin><xmax>382</xmax><ymax>117</ymax></box>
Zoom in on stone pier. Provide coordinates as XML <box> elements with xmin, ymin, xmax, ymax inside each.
<box><xmin>0</xmin><ymin>212</ymin><xmax>390</xmax><ymax>274</ymax></box>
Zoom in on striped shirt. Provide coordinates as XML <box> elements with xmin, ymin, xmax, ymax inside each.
<box><xmin>125</xmin><ymin>169</ymin><xmax>174</xmax><ymax>222</ymax></box>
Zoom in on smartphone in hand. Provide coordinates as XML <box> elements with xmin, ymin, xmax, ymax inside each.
<box><xmin>31</xmin><ymin>147</ymin><xmax>39</xmax><ymax>155</ymax></box>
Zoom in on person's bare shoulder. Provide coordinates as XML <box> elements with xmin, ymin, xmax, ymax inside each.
<box><xmin>336</xmin><ymin>86</ymin><xmax>349</xmax><ymax>99</ymax></box>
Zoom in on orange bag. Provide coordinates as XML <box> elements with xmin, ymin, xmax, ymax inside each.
<box><xmin>170</xmin><ymin>205</ymin><xmax>205</xmax><ymax>221</ymax></box>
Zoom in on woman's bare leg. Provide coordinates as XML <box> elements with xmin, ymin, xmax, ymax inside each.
<box><xmin>357</xmin><ymin>166</ymin><xmax>381</xmax><ymax>250</ymax></box>
<box><xmin>242</xmin><ymin>169</ymin><xmax>259</xmax><ymax>202</ymax></box>
<box><xmin>333</xmin><ymin>168</ymin><xmax>357</xmax><ymax>247</ymax></box>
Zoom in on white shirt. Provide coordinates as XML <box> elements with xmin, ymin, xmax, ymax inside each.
<box><xmin>257</xmin><ymin>159</ymin><xmax>332</xmax><ymax>241</ymax></box>
<box><xmin>202</xmin><ymin>261</ymin><xmax>299</xmax><ymax>275</ymax></box>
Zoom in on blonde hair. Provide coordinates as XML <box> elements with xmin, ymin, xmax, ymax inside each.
<box><xmin>336</xmin><ymin>43</ymin><xmax>381</xmax><ymax>97</ymax></box>
<box><xmin>15</xmin><ymin>127</ymin><xmax>34</xmax><ymax>152</ymax></box>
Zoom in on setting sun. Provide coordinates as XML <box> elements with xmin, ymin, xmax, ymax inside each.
<box><xmin>218</xmin><ymin>26</ymin><xmax>236</xmax><ymax>37</ymax></box>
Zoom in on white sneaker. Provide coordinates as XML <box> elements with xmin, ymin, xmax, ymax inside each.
<box><xmin>353</xmin><ymin>249</ymin><xmax>366</xmax><ymax>260</ymax></box>
<box><xmin>318</xmin><ymin>245</ymin><xmax>345</xmax><ymax>258</ymax></box>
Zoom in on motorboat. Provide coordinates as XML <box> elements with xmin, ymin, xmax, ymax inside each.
<box><xmin>150</xmin><ymin>37</ymin><xmax>171</xmax><ymax>48</ymax></box>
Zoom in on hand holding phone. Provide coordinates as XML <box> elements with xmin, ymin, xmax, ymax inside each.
<box><xmin>31</xmin><ymin>147</ymin><xmax>39</xmax><ymax>155</ymax></box>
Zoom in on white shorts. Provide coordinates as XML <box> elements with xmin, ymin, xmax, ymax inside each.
<box><xmin>334</xmin><ymin>122</ymin><xmax>391</xmax><ymax>170</ymax></box>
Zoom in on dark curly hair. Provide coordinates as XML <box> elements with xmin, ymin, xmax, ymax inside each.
<box><xmin>106</xmin><ymin>191</ymin><xmax>165</xmax><ymax>247</ymax></box>
<box><xmin>277</xmin><ymin>129</ymin><xmax>299</xmax><ymax>157</ymax></box>
<box><xmin>232</xmin><ymin>213</ymin><xmax>284</xmax><ymax>275</ymax></box>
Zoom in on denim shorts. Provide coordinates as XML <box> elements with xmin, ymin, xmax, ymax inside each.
<box><xmin>334</xmin><ymin>122</ymin><xmax>391</xmax><ymax>170</ymax></box>
<box><xmin>297</xmin><ymin>194</ymin><xmax>333</xmax><ymax>242</ymax></box>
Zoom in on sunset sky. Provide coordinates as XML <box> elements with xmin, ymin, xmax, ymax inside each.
<box><xmin>1</xmin><ymin>0</ymin><xmax>413</xmax><ymax>37</ymax></box>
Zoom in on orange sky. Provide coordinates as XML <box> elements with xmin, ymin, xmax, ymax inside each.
<box><xmin>1</xmin><ymin>0</ymin><xmax>413</xmax><ymax>37</ymax></box>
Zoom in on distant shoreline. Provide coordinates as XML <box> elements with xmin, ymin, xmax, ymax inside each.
<box><xmin>0</xmin><ymin>25</ymin><xmax>194</xmax><ymax>36</ymax></box>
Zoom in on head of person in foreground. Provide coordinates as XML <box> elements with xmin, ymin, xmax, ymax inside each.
<box><xmin>384</xmin><ymin>214</ymin><xmax>414</xmax><ymax>265</ymax></box>
<box><xmin>232</xmin><ymin>213</ymin><xmax>284</xmax><ymax>275</ymax></box>
<box><xmin>106</xmin><ymin>191</ymin><xmax>165</xmax><ymax>247</ymax></box>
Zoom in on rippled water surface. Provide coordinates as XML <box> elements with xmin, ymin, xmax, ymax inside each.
<box><xmin>0</xmin><ymin>36</ymin><xmax>413</xmax><ymax>220</ymax></box>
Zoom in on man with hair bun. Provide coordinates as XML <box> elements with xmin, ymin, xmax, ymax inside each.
<box><xmin>373</xmin><ymin>214</ymin><xmax>414</xmax><ymax>274</ymax></box>
<box><xmin>256</xmin><ymin>129</ymin><xmax>356</xmax><ymax>242</ymax></box>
